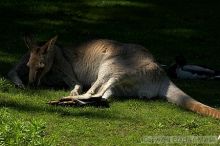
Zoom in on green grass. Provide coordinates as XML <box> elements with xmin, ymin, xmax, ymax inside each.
<box><xmin>0</xmin><ymin>0</ymin><xmax>220</xmax><ymax>145</ymax></box>
<box><xmin>0</xmin><ymin>108</ymin><xmax>54</xmax><ymax>145</ymax></box>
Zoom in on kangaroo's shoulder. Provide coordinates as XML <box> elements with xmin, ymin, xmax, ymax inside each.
<box><xmin>79</xmin><ymin>39</ymin><xmax>150</xmax><ymax>56</ymax></box>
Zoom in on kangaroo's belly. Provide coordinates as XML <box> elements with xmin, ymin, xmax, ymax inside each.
<box><xmin>111</xmin><ymin>75</ymin><xmax>162</xmax><ymax>99</ymax></box>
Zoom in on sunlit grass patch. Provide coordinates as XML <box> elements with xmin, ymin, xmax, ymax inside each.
<box><xmin>0</xmin><ymin>108</ymin><xmax>55</xmax><ymax>145</ymax></box>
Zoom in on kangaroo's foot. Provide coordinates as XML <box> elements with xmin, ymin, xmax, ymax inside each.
<box><xmin>48</xmin><ymin>95</ymin><xmax>109</xmax><ymax>107</ymax></box>
<box><xmin>48</xmin><ymin>77</ymin><xmax>116</xmax><ymax>107</ymax></box>
<box><xmin>48</xmin><ymin>92</ymin><xmax>99</xmax><ymax>107</ymax></box>
<box><xmin>48</xmin><ymin>98</ymin><xmax>88</xmax><ymax>106</ymax></box>
<box><xmin>64</xmin><ymin>91</ymin><xmax>107</xmax><ymax>100</ymax></box>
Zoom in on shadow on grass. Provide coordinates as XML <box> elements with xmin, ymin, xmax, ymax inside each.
<box><xmin>0</xmin><ymin>96</ymin><xmax>141</xmax><ymax>122</ymax></box>
<box><xmin>114</xmin><ymin>95</ymin><xmax>220</xmax><ymax>109</ymax></box>
<box><xmin>0</xmin><ymin>61</ymin><xmax>13</xmax><ymax>76</ymax></box>
<box><xmin>1</xmin><ymin>90</ymin><xmax>220</xmax><ymax>121</ymax></box>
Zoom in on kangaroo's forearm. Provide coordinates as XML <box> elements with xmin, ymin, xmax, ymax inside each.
<box><xmin>7</xmin><ymin>53</ymin><xmax>30</xmax><ymax>87</ymax></box>
<box><xmin>54</xmin><ymin>49</ymin><xmax>81</xmax><ymax>88</ymax></box>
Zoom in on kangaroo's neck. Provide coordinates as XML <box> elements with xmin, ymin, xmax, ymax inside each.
<box><xmin>47</xmin><ymin>45</ymin><xmax>70</xmax><ymax>75</ymax></box>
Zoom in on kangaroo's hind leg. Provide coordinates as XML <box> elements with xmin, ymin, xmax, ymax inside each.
<box><xmin>49</xmin><ymin>78</ymin><xmax>117</xmax><ymax>107</ymax></box>
<box><xmin>62</xmin><ymin>60</ymin><xmax>119</xmax><ymax>100</ymax></box>
<box><xmin>51</xmin><ymin>60</ymin><xmax>122</xmax><ymax>105</ymax></box>
<box><xmin>60</xmin><ymin>77</ymin><xmax>117</xmax><ymax>101</ymax></box>
<box><xmin>49</xmin><ymin>77</ymin><xmax>117</xmax><ymax>107</ymax></box>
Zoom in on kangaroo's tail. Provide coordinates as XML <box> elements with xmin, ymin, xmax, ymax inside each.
<box><xmin>159</xmin><ymin>78</ymin><xmax>220</xmax><ymax>119</ymax></box>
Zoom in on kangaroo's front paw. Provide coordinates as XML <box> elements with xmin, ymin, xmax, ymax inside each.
<box><xmin>70</xmin><ymin>85</ymin><xmax>82</xmax><ymax>96</ymax></box>
<box><xmin>15</xmin><ymin>83</ymin><xmax>25</xmax><ymax>89</ymax></box>
<box><xmin>70</xmin><ymin>90</ymin><xmax>79</xmax><ymax>96</ymax></box>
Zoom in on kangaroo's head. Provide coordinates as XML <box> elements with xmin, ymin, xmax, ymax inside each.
<box><xmin>24</xmin><ymin>35</ymin><xmax>58</xmax><ymax>86</ymax></box>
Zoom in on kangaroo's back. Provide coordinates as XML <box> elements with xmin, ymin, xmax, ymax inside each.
<box><xmin>71</xmin><ymin>39</ymin><xmax>155</xmax><ymax>86</ymax></box>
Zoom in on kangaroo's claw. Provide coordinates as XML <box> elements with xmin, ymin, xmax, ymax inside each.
<box><xmin>48</xmin><ymin>98</ymin><xmax>86</xmax><ymax>106</ymax></box>
<box><xmin>48</xmin><ymin>97</ymin><xmax>110</xmax><ymax>108</ymax></box>
<box><xmin>58</xmin><ymin>101</ymin><xmax>76</xmax><ymax>106</ymax></box>
<box><xmin>59</xmin><ymin>96</ymin><xmax>77</xmax><ymax>102</ymax></box>
<box><xmin>48</xmin><ymin>99</ymin><xmax>77</xmax><ymax>106</ymax></box>
<box><xmin>47</xmin><ymin>100</ymin><xmax>60</xmax><ymax>105</ymax></box>
<box><xmin>15</xmin><ymin>83</ymin><xmax>25</xmax><ymax>89</ymax></box>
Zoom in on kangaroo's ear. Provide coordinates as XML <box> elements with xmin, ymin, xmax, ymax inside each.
<box><xmin>24</xmin><ymin>34</ymin><xmax>36</xmax><ymax>50</ymax></box>
<box><xmin>41</xmin><ymin>35</ymin><xmax>58</xmax><ymax>54</ymax></box>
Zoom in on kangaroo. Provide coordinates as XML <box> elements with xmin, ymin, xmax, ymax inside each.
<box><xmin>8</xmin><ymin>36</ymin><xmax>220</xmax><ymax>119</ymax></box>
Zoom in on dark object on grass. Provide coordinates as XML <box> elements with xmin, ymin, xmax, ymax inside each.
<box><xmin>168</xmin><ymin>55</ymin><xmax>220</xmax><ymax>80</ymax></box>
<box><xmin>48</xmin><ymin>97</ymin><xmax>110</xmax><ymax>108</ymax></box>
